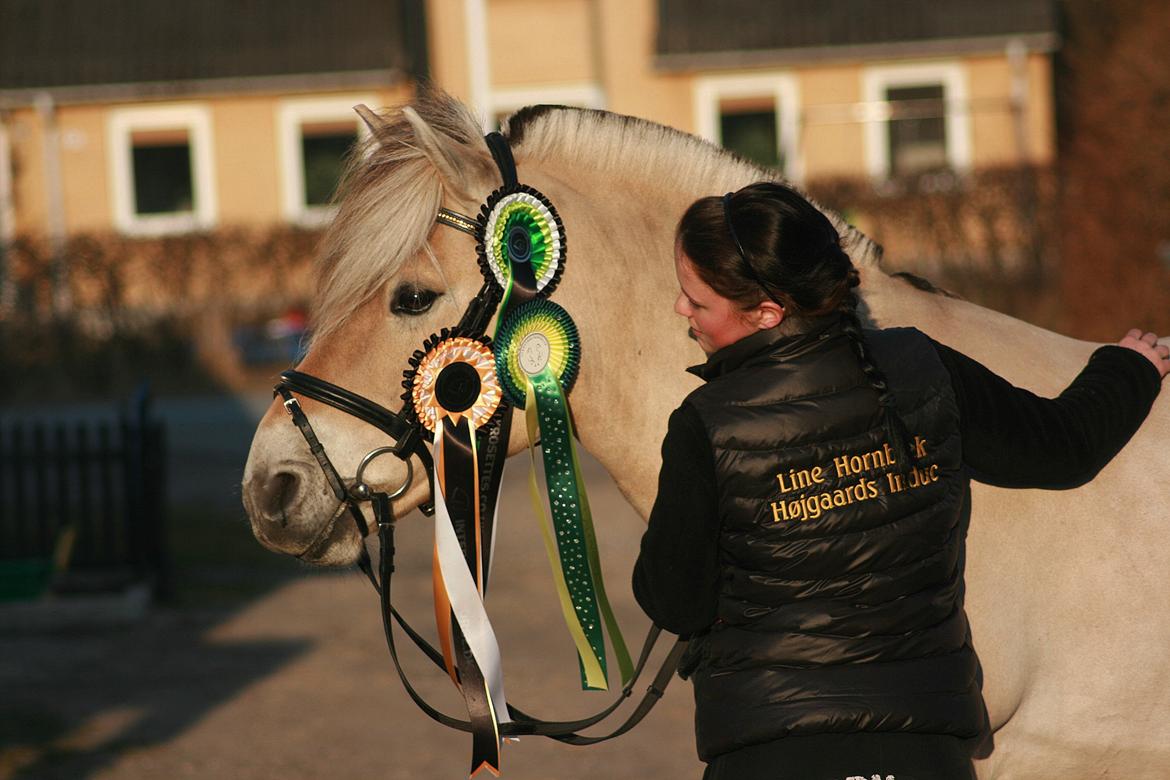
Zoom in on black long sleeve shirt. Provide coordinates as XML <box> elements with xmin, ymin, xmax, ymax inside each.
<box><xmin>633</xmin><ymin>341</ymin><xmax>1162</xmax><ymax>637</ymax></box>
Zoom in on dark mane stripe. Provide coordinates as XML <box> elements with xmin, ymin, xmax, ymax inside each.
<box><xmin>891</xmin><ymin>271</ymin><xmax>960</xmax><ymax>299</ymax></box>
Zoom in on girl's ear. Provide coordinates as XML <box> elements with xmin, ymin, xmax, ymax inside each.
<box><xmin>755</xmin><ymin>301</ymin><xmax>785</xmax><ymax>330</ymax></box>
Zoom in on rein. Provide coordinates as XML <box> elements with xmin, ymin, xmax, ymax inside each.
<box><xmin>274</xmin><ymin>130</ymin><xmax>684</xmax><ymax>775</ymax></box>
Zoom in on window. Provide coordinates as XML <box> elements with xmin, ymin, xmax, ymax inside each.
<box><xmin>862</xmin><ymin>63</ymin><xmax>971</xmax><ymax>180</ymax></box>
<box><xmin>718</xmin><ymin>96</ymin><xmax>780</xmax><ymax>168</ymax></box>
<box><xmin>300</xmin><ymin>121</ymin><xmax>357</xmax><ymax>207</ymax></box>
<box><xmin>130</xmin><ymin>129</ymin><xmax>194</xmax><ymax>214</ymax></box>
<box><xmin>278</xmin><ymin>97</ymin><xmax>374</xmax><ymax>226</ymax></box>
<box><xmin>695</xmin><ymin>73</ymin><xmax>801</xmax><ymax>180</ymax></box>
<box><xmin>886</xmin><ymin>84</ymin><xmax>947</xmax><ymax>177</ymax></box>
<box><xmin>108</xmin><ymin>105</ymin><xmax>216</xmax><ymax>235</ymax></box>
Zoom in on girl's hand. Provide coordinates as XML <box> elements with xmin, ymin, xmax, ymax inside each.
<box><xmin>1119</xmin><ymin>329</ymin><xmax>1170</xmax><ymax>379</ymax></box>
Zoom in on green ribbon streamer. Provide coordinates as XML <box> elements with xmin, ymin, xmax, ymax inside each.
<box><xmin>495</xmin><ymin>272</ymin><xmax>515</xmax><ymax>339</ymax></box>
<box><xmin>565</xmin><ymin>398</ymin><xmax>633</xmax><ymax>688</ymax></box>
<box><xmin>526</xmin><ymin>366</ymin><xmax>633</xmax><ymax>690</ymax></box>
<box><xmin>523</xmin><ymin>383</ymin><xmax>605</xmax><ymax>690</ymax></box>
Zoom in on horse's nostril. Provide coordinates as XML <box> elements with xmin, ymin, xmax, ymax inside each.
<box><xmin>261</xmin><ymin>471</ymin><xmax>301</xmax><ymax>525</ymax></box>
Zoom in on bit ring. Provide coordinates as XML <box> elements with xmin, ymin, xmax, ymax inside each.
<box><xmin>350</xmin><ymin>447</ymin><xmax>413</xmax><ymax>501</ymax></box>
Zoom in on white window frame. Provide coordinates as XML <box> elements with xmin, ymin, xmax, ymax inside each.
<box><xmin>107</xmin><ymin>104</ymin><xmax>217</xmax><ymax>236</ymax></box>
<box><xmin>277</xmin><ymin>95</ymin><xmax>375</xmax><ymax>227</ymax></box>
<box><xmin>861</xmin><ymin>62</ymin><xmax>971</xmax><ymax>179</ymax></box>
<box><xmin>694</xmin><ymin>72</ymin><xmax>802</xmax><ymax>182</ymax></box>
<box><xmin>463</xmin><ymin>0</ymin><xmax>606</xmax><ymax>128</ymax></box>
<box><xmin>0</xmin><ymin>117</ymin><xmax>14</xmax><ymax>246</ymax></box>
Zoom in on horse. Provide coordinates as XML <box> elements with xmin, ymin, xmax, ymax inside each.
<box><xmin>241</xmin><ymin>90</ymin><xmax>1170</xmax><ymax>778</ymax></box>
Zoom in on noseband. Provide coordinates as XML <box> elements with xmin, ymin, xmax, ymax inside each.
<box><xmin>272</xmin><ymin>130</ymin><xmax>684</xmax><ymax>774</ymax></box>
<box><xmin>276</xmin><ymin>369</ymin><xmax>432</xmax><ymax>522</ymax></box>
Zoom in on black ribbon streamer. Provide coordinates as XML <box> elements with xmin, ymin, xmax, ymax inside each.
<box><xmin>441</xmin><ymin>417</ymin><xmax>501</xmax><ymax>775</ymax></box>
<box><xmin>476</xmin><ymin>410</ymin><xmax>511</xmax><ymax>594</ymax></box>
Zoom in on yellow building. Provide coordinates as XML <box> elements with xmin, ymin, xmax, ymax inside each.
<box><xmin>0</xmin><ymin>0</ymin><xmax>1058</xmax><ymax>243</ymax></box>
<box><xmin>433</xmin><ymin>0</ymin><xmax>1056</xmax><ymax>183</ymax></box>
<box><xmin>0</xmin><ymin>0</ymin><xmax>424</xmax><ymax>242</ymax></box>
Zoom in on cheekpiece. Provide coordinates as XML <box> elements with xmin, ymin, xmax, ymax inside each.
<box><xmin>493</xmin><ymin>299</ymin><xmax>581</xmax><ymax>408</ymax></box>
<box><xmin>401</xmin><ymin>329</ymin><xmax>502</xmax><ymax>439</ymax></box>
<box><xmin>476</xmin><ymin>184</ymin><xmax>566</xmax><ymax>297</ymax></box>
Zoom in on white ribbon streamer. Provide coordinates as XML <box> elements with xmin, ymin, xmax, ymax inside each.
<box><xmin>433</xmin><ymin>422</ymin><xmax>513</xmax><ymax>725</ymax></box>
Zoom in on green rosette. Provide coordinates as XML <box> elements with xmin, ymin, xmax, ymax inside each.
<box><xmin>494</xmin><ymin>300</ymin><xmax>632</xmax><ymax>690</ymax></box>
<box><xmin>477</xmin><ymin>188</ymin><xmax>565</xmax><ymax>302</ymax></box>
<box><xmin>494</xmin><ymin>299</ymin><xmax>579</xmax><ymax>408</ymax></box>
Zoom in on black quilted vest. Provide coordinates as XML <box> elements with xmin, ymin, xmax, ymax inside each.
<box><xmin>680</xmin><ymin>317</ymin><xmax>984</xmax><ymax>760</ymax></box>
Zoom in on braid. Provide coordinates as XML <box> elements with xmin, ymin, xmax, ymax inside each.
<box><xmin>836</xmin><ymin>267</ymin><xmax>915</xmax><ymax>467</ymax></box>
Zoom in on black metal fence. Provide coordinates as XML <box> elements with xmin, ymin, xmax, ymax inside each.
<box><xmin>0</xmin><ymin>395</ymin><xmax>169</xmax><ymax>600</ymax></box>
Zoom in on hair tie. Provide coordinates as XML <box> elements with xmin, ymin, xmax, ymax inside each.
<box><xmin>722</xmin><ymin>192</ymin><xmax>750</xmax><ymax>264</ymax></box>
<box><xmin>722</xmin><ymin>191</ymin><xmax>786</xmax><ymax>310</ymax></box>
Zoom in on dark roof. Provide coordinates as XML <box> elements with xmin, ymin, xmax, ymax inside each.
<box><xmin>0</xmin><ymin>0</ymin><xmax>426</xmax><ymax>99</ymax></box>
<box><xmin>656</xmin><ymin>0</ymin><xmax>1059</xmax><ymax>69</ymax></box>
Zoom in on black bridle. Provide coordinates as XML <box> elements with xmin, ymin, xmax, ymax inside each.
<box><xmin>271</xmin><ymin>131</ymin><xmax>685</xmax><ymax>754</ymax></box>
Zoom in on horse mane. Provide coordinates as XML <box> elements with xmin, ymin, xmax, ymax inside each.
<box><xmin>890</xmin><ymin>271</ymin><xmax>961</xmax><ymax>299</ymax></box>
<box><xmin>310</xmin><ymin>91</ymin><xmax>884</xmax><ymax>342</ymax></box>
<box><xmin>506</xmin><ymin>104</ymin><xmax>762</xmax><ymax>192</ymax></box>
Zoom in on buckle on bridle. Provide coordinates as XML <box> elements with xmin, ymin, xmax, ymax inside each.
<box><xmin>387</xmin><ymin>423</ymin><xmax>423</xmax><ymax>461</ymax></box>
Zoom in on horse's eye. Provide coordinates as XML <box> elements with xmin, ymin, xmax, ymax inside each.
<box><xmin>391</xmin><ymin>285</ymin><xmax>439</xmax><ymax>316</ymax></box>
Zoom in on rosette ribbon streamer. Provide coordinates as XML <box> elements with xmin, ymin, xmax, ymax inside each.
<box><xmin>408</xmin><ymin>334</ymin><xmax>510</xmax><ymax>776</ymax></box>
<box><xmin>495</xmin><ymin>300</ymin><xmax>633</xmax><ymax>691</ymax></box>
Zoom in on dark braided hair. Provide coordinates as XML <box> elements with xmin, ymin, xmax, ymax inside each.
<box><xmin>677</xmin><ymin>182</ymin><xmax>912</xmax><ymax>461</ymax></box>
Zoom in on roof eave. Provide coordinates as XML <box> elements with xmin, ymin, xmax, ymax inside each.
<box><xmin>0</xmin><ymin>69</ymin><xmax>409</xmax><ymax>109</ymax></box>
<box><xmin>654</xmin><ymin>32</ymin><xmax>1061</xmax><ymax>73</ymax></box>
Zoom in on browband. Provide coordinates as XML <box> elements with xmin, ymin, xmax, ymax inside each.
<box><xmin>437</xmin><ymin>208</ymin><xmax>478</xmax><ymax>235</ymax></box>
<box><xmin>435</xmin><ymin>131</ymin><xmax>518</xmax><ymax>237</ymax></box>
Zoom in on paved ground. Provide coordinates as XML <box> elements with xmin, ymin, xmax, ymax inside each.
<box><xmin>0</xmin><ymin>393</ymin><xmax>702</xmax><ymax>779</ymax></box>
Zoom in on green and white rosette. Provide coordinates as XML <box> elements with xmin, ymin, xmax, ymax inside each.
<box><xmin>477</xmin><ymin>186</ymin><xmax>565</xmax><ymax>310</ymax></box>
<box><xmin>493</xmin><ymin>299</ymin><xmax>632</xmax><ymax>691</ymax></box>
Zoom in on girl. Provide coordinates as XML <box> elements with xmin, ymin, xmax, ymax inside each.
<box><xmin>633</xmin><ymin>182</ymin><xmax>1167</xmax><ymax>780</ymax></box>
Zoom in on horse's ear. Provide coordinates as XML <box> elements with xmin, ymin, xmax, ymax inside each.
<box><xmin>354</xmin><ymin>104</ymin><xmax>395</xmax><ymax>146</ymax></box>
<box><xmin>401</xmin><ymin>106</ymin><xmax>495</xmax><ymax>202</ymax></box>
<box><xmin>353</xmin><ymin>102</ymin><xmax>494</xmax><ymax>202</ymax></box>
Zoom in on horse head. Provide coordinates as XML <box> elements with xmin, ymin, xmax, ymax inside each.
<box><xmin>242</xmin><ymin>94</ymin><xmax>513</xmax><ymax>564</ymax></box>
